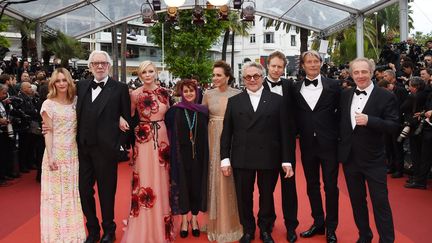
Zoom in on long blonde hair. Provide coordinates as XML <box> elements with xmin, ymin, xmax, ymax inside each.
<box><xmin>47</xmin><ymin>68</ymin><xmax>76</xmax><ymax>101</ymax></box>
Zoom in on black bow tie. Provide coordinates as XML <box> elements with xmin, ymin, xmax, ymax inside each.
<box><xmin>305</xmin><ymin>79</ymin><xmax>318</xmax><ymax>87</ymax></box>
<box><xmin>268</xmin><ymin>80</ymin><xmax>282</xmax><ymax>87</ymax></box>
<box><xmin>91</xmin><ymin>81</ymin><xmax>104</xmax><ymax>90</ymax></box>
<box><xmin>354</xmin><ymin>89</ymin><xmax>367</xmax><ymax>96</ymax></box>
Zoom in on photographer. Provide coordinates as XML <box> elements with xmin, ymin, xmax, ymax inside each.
<box><xmin>0</xmin><ymin>84</ymin><xmax>18</xmax><ymax>185</ymax></box>
<box><xmin>400</xmin><ymin>77</ymin><xmax>430</xmax><ymax>182</ymax></box>
<box><xmin>406</xmin><ymin>38</ymin><xmax>423</xmax><ymax>64</ymax></box>
<box><xmin>17</xmin><ymin>81</ymin><xmax>40</xmax><ymax>173</ymax></box>
<box><xmin>405</xmin><ymin>92</ymin><xmax>432</xmax><ymax>189</ymax></box>
<box><xmin>382</xmin><ymin>70</ymin><xmax>408</xmax><ymax>177</ymax></box>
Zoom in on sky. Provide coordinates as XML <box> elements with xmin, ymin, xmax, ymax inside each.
<box><xmin>410</xmin><ymin>0</ymin><xmax>432</xmax><ymax>35</ymax></box>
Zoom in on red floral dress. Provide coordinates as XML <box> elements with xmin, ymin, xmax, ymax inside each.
<box><xmin>122</xmin><ymin>87</ymin><xmax>174</xmax><ymax>243</ymax></box>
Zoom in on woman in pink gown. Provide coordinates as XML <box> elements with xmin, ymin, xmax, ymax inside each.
<box><xmin>40</xmin><ymin>68</ymin><xmax>85</xmax><ymax>243</ymax></box>
<box><xmin>122</xmin><ymin>61</ymin><xmax>174</xmax><ymax>243</ymax></box>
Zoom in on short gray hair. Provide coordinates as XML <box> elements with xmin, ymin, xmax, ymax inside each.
<box><xmin>87</xmin><ymin>50</ymin><xmax>113</xmax><ymax>68</ymax></box>
<box><xmin>300</xmin><ymin>50</ymin><xmax>322</xmax><ymax>65</ymax></box>
<box><xmin>242</xmin><ymin>62</ymin><xmax>265</xmax><ymax>76</ymax></box>
<box><xmin>349</xmin><ymin>57</ymin><xmax>375</xmax><ymax>74</ymax></box>
<box><xmin>384</xmin><ymin>69</ymin><xmax>396</xmax><ymax>78</ymax></box>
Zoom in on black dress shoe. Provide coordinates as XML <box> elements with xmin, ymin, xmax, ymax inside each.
<box><xmin>300</xmin><ymin>225</ymin><xmax>325</xmax><ymax>238</ymax></box>
<box><xmin>260</xmin><ymin>232</ymin><xmax>274</xmax><ymax>243</ymax></box>
<box><xmin>326</xmin><ymin>230</ymin><xmax>337</xmax><ymax>243</ymax></box>
<box><xmin>180</xmin><ymin>221</ymin><xmax>188</xmax><ymax>238</ymax></box>
<box><xmin>240</xmin><ymin>233</ymin><xmax>254</xmax><ymax>243</ymax></box>
<box><xmin>180</xmin><ymin>228</ymin><xmax>188</xmax><ymax>238</ymax></box>
<box><xmin>391</xmin><ymin>171</ymin><xmax>403</xmax><ymax>178</ymax></box>
<box><xmin>404</xmin><ymin>182</ymin><xmax>427</xmax><ymax>189</ymax></box>
<box><xmin>287</xmin><ymin>230</ymin><xmax>297</xmax><ymax>243</ymax></box>
<box><xmin>356</xmin><ymin>238</ymin><xmax>372</xmax><ymax>243</ymax></box>
<box><xmin>191</xmin><ymin>220</ymin><xmax>200</xmax><ymax>237</ymax></box>
<box><xmin>100</xmin><ymin>232</ymin><xmax>115</xmax><ymax>243</ymax></box>
<box><xmin>84</xmin><ymin>234</ymin><xmax>100</xmax><ymax>243</ymax></box>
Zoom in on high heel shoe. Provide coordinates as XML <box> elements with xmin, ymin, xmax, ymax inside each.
<box><xmin>180</xmin><ymin>221</ymin><xmax>188</xmax><ymax>238</ymax></box>
<box><xmin>191</xmin><ymin>220</ymin><xmax>200</xmax><ymax>237</ymax></box>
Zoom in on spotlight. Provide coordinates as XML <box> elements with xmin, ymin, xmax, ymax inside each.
<box><xmin>141</xmin><ymin>2</ymin><xmax>157</xmax><ymax>24</ymax></box>
<box><xmin>152</xmin><ymin>0</ymin><xmax>161</xmax><ymax>11</ymax></box>
<box><xmin>241</xmin><ymin>0</ymin><xmax>255</xmax><ymax>21</ymax></box>
<box><xmin>166</xmin><ymin>7</ymin><xmax>179</xmax><ymax>23</ymax></box>
<box><xmin>192</xmin><ymin>5</ymin><xmax>206</xmax><ymax>26</ymax></box>
<box><xmin>233</xmin><ymin>0</ymin><xmax>242</xmax><ymax>9</ymax></box>
<box><xmin>218</xmin><ymin>4</ymin><xmax>229</xmax><ymax>21</ymax></box>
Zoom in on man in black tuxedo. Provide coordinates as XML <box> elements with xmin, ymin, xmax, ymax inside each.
<box><xmin>339</xmin><ymin>58</ymin><xmax>398</xmax><ymax>243</ymax></box>
<box><xmin>220</xmin><ymin>62</ymin><xmax>295</xmax><ymax>243</ymax></box>
<box><xmin>292</xmin><ymin>50</ymin><xmax>340</xmax><ymax>243</ymax></box>
<box><xmin>262</xmin><ymin>51</ymin><xmax>298</xmax><ymax>243</ymax></box>
<box><xmin>77</xmin><ymin>50</ymin><xmax>131</xmax><ymax>243</ymax></box>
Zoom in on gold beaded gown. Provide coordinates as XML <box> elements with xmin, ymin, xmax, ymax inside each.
<box><xmin>202</xmin><ymin>87</ymin><xmax>243</xmax><ymax>242</ymax></box>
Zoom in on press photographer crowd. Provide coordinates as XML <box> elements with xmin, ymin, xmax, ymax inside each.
<box><xmin>1</xmin><ymin>37</ymin><xmax>432</xmax><ymax>190</ymax></box>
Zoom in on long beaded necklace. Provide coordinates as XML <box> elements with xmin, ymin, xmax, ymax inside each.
<box><xmin>184</xmin><ymin>109</ymin><xmax>197</xmax><ymax>158</ymax></box>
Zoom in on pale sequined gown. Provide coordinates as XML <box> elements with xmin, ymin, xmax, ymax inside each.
<box><xmin>202</xmin><ymin>87</ymin><xmax>243</xmax><ymax>242</ymax></box>
<box><xmin>40</xmin><ymin>99</ymin><xmax>86</xmax><ymax>243</ymax></box>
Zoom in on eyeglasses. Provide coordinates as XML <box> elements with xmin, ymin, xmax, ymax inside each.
<box><xmin>243</xmin><ymin>74</ymin><xmax>262</xmax><ymax>81</ymax></box>
<box><xmin>91</xmin><ymin>62</ymin><xmax>109</xmax><ymax>68</ymax></box>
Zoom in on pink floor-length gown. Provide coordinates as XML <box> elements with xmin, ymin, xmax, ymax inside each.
<box><xmin>122</xmin><ymin>87</ymin><xmax>174</xmax><ymax>243</ymax></box>
<box><xmin>40</xmin><ymin>98</ymin><xmax>86</xmax><ymax>243</ymax></box>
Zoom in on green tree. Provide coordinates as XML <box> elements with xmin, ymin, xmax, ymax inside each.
<box><xmin>0</xmin><ymin>17</ymin><xmax>11</xmax><ymax>60</ymax></box>
<box><xmin>151</xmin><ymin>9</ymin><xmax>226</xmax><ymax>82</ymax></box>
<box><xmin>220</xmin><ymin>11</ymin><xmax>251</xmax><ymax>63</ymax></box>
<box><xmin>44</xmin><ymin>31</ymin><xmax>86</xmax><ymax>68</ymax></box>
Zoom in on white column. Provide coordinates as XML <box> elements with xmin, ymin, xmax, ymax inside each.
<box><xmin>35</xmin><ymin>22</ymin><xmax>42</xmax><ymax>61</ymax></box>
<box><xmin>399</xmin><ymin>0</ymin><xmax>408</xmax><ymax>41</ymax></box>
<box><xmin>356</xmin><ymin>14</ymin><xmax>364</xmax><ymax>58</ymax></box>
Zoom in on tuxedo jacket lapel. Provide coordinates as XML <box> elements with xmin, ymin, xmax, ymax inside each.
<box><xmin>95</xmin><ymin>78</ymin><xmax>115</xmax><ymax>118</ymax></box>
<box><xmin>239</xmin><ymin>91</ymin><xmax>254</xmax><ymax>119</ymax></box>
<box><xmin>361</xmin><ymin>86</ymin><xmax>378</xmax><ymax>115</ymax></box>
<box><xmin>294</xmin><ymin>80</ymin><xmax>312</xmax><ymax>111</ymax></box>
<box><xmin>346</xmin><ymin>88</ymin><xmax>355</xmax><ymax>131</ymax></box>
<box><xmin>77</xmin><ymin>80</ymin><xmax>91</xmax><ymax>117</ymax></box>
<box><xmin>314</xmin><ymin>78</ymin><xmax>329</xmax><ymax>111</ymax></box>
<box><xmin>248</xmin><ymin>90</ymin><xmax>270</xmax><ymax>129</ymax></box>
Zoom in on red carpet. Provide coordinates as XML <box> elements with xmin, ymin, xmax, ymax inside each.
<box><xmin>1</xmin><ymin>146</ymin><xmax>431</xmax><ymax>243</ymax></box>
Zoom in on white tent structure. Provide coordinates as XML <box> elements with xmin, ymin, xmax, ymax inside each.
<box><xmin>1</xmin><ymin>0</ymin><xmax>409</xmax><ymax>58</ymax></box>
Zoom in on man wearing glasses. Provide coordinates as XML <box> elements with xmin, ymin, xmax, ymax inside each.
<box><xmin>220</xmin><ymin>62</ymin><xmax>295</xmax><ymax>243</ymax></box>
<box><xmin>76</xmin><ymin>50</ymin><xmax>131</xmax><ymax>243</ymax></box>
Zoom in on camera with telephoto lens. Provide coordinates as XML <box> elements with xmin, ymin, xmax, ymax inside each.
<box><xmin>414</xmin><ymin>111</ymin><xmax>427</xmax><ymax>136</ymax></box>
<box><xmin>7</xmin><ymin>96</ymin><xmax>31</xmax><ymax>132</ymax></box>
<box><xmin>397</xmin><ymin>121</ymin><xmax>411</xmax><ymax>143</ymax></box>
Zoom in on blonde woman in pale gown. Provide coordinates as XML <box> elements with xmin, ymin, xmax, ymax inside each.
<box><xmin>121</xmin><ymin>61</ymin><xmax>174</xmax><ymax>243</ymax></box>
<box><xmin>40</xmin><ymin>68</ymin><xmax>85</xmax><ymax>243</ymax></box>
<box><xmin>203</xmin><ymin>60</ymin><xmax>243</xmax><ymax>242</ymax></box>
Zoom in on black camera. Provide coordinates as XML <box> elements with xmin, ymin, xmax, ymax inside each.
<box><xmin>7</xmin><ymin>96</ymin><xmax>31</xmax><ymax>132</ymax></box>
<box><xmin>414</xmin><ymin>111</ymin><xmax>427</xmax><ymax>136</ymax></box>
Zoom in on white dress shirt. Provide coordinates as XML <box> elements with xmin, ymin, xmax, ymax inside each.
<box><xmin>266</xmin><ymin>77</ymin><xmax>283</xmax><ymax>96</ymax></box>
<box><xmin>350</xmin><ymin>82</ymin><xmax>374</xmax><ymax>129</ymax></box>
<box><xmin>91</xmin><ymin>76</ymin><xmax>109</xmax><ymax>102</ymax></box>
<box><xmin>300</xmin><ymin>74</ymin><xmax>323</xmax><ymax>110</ymax></box>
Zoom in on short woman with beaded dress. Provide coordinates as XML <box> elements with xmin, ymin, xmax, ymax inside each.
<box><xmin>121</xmin><ymin>61</ymin><xmax>174</xmax><ymax>243</ymax></box>
<box><xmin>165</xmin><ymin>79</ymin><xmax>209</xmax><ymax>239</ymax></box>
<box><xmin>40</xmin><ymin>68</ymin><xmax>86</xmax><ymax>243</ymax></box>
<box><xmin>203</xmin><ymin>60</ymin><xmax>243</xmax><ymax>242</ymax></box>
